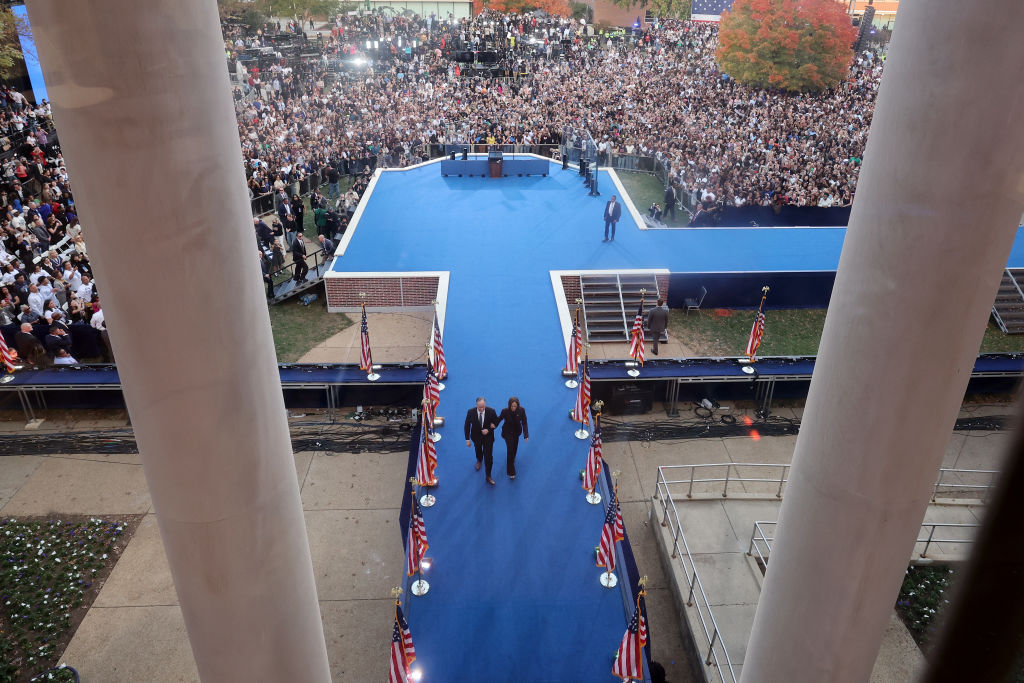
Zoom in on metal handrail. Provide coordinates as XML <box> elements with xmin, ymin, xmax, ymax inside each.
<box><xmin>748</xmin><ymin>521</ymin><xmax>980</xmax><ymax>563</ymax></box>
<box><xmin>655</xmin><ymin>467</ymin><xmax>739</xmax><ymax>683</ymax></box>
<box><xmin>656</xmin><ymin>463</ymin><xmax>998</xmax><ymax>502</ymax></box>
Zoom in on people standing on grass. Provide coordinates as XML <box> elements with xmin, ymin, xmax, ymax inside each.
<box><xmin>495</xmin><ymin>396</ymin><xmax>529</xmax><ymax>481</ymax></box>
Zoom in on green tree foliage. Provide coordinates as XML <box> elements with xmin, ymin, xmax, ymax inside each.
<box><xmin>716</xmin><ymin>0</ymin><xmax>857</xmax><ymax>92</ymax></box>
<box><xmin>258</xmin><ymin>0</ymin><xmax>342</xmax><ymax>21</ymax></box>
<box><xmin>610</xmin><ymin>0</ymin><xmax>691</xmax><ymax>20</ymax></box>
<box><xmin>0</xmin><ymin>9</ymin><xmax>31</xmax><ymax>81</ymax></box>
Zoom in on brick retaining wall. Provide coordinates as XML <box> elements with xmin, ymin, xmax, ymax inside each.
<box><xmin>326</xmin><ymin>275</ymin><xmax>439</xmax><ymax>310</ymax></box>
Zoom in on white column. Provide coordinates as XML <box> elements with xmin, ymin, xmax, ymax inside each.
<box><xmin>26</xmin><ymin>1</ymin><xmax>331</xmax><ymax>680</ymax></box>
<box><xmin>741</xmin><ymin>2</ymin><xmax>1024</xmax><ymax>682</ymax></box>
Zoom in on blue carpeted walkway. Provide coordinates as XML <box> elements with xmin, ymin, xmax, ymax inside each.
<box><xmin>334</xmin><ymin>161</ymin><xmax>1024</xmax><ymax>682</ymax></box>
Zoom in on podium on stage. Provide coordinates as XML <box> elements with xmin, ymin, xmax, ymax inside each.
<box><xmin>488</xmin><ymin>150</ymin><xmax>503</xmax><ymax>178</ymax></box>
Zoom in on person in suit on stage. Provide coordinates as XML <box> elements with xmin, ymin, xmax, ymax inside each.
<box><xmin>464</xmin><ymin>396</ymin><xmax>500</xmax><ymax>485</ymax></box>
<box><xmin>495</xmin><ymin>396</ymin><xmax>529</xmax><ymax>480</ymax></box>
<box><xmin>291</xmin><ymin>233</ymin><xmax>309</xmax><ymax>283</ymax></box>
<box><xmin>603</xmin><ymin>195</ymin><xmax>622</xmax><ymax>242</ymax></box>
<box><xmin>646</xmin><ymin>299</ymin><xmax>669</xmax><ymax>355</ymax></box>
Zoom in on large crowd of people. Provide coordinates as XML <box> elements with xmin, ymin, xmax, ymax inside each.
<box><xmin>0</xmin><ymin>9</ymin><xmax>884</xmax><ymax>365</ymax></box>
<box><xmin>228</xmin><ymin>11</ymin><xmax>884</xmax><ymax>217</ymax></box>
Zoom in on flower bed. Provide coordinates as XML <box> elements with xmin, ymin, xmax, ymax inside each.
<box><xmin>0</xmin><ymin>516</ymin><xmax>142</xmax><ymax>682</ymax></box>
<box><xmin>894</xmin><ymin>565</ymin><xmax>956</xmax><ymax>649</ymax></box>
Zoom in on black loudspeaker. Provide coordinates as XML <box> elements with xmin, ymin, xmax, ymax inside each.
<box><xmin>854</xmin><ymin>1</ymin><xmax>875</xmax><ymax>52</ymax></box>
<box><xmin>462</xmin><ymin>148</ymin><xmax>468</xmax><ymax>161</ymax></box>
<box><xmin>449</xmin><ymin>151</ymin><xmax>456</xmax><ymax>161</ymax></box>
<box><xmin>610</xmin><ymin>384</ymin><xmax>653</xmax><ymax>415</ymax></box>
<box><xmin>579</xmin><ymin>159</ymin><xmax>588</xmax><ymax>177</ymax></box>
<box><xmin>561</xmin><ymin>153</ymin><xmax>569</xmax><ymax>170</ymax></box>
<box><xmin>455</xmin><ymin>50</ymin><xmax>475</xmax><ymax>63</ymax></box>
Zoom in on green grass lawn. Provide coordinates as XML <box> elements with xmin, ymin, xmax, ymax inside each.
<box><xmin>670</xmin><ymin>308</ymin><xmax>1024</xmax><ymax>357</ymax></box>
<box><xmin>268</xmin><ymin>299</ymin><xmax>352</xmax><ymax>362</ymax></box>
<box><xmin>615</xmin><ymin>171</ymin><xmax>690</xmax><ymax>227</ymax></box>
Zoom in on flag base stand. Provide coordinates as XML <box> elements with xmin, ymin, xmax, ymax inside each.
<box><xmin>410</xmin><ymin>579</ymin><xmax>430</xmax><ymax>596</ymax></box>
<box><xmin>626</xmin><ymin>369</ymin><xmax>640</xmax><ymax>378</ymax></box>
<box><xmin>565</xmin><ymin>378</ymin><xmax>578</xmax><ymax>389</ymax></box>
<box><xmin>574</xmin><ymin>428</ymin><xmax>590</xmax><ymax>440</ymax></box>
<box><xmin>586</xmin><ymin>491</ymin><xmax>602</xmax><ymax>505</ymax></box>
<box><xmin>419</xmin><ymin>494</ymin><xmax>436</xmax><ymax>508</ymax></box>
<box><xmin>599</xmin><ymin>571</ymin><xmax>618</xmax><ymax>588</ymax></box>
<box><xmin>366</xmin><ymin>372</ymin><xmax>381</xmax><ymax>382</ymax></box>
<box><xmin>430</xmin><ymin>432</ymin><xmax>442</xmax><ymax>443</ymax></box>
<box><xmin>0</xmin><ymin>374</ymin><xmax>13</xmax><ymax>384</ymax></box>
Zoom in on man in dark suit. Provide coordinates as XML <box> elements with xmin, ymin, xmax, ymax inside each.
<box><xmin>291</xmin><ymin>233</ymin><xmax>309</xmax><ymax>283</ymax></box>
<box><xmin>15</xmin><ymin>322</ymin><xmax>47</xmax><ymax>367</ymax></box>
<box><xmin>646</xmin><ymin>299</ymin><xmax>670</xmax><ymax>355</ymax></box>
<box><xmin>603</xmin><ymin>195</ymin><xmax>622</xmax><ymax>242</ymax></box>
<box><xmin>44</xmin><ymin>324</ymin><xmax>72</xmax><ymax>357</ymax></box>
<box><xmin>664</xmin><ymin>184</ymin><xmax>676</xmax><ymax>221</ymax></box>
<box><xmin>464</xmin><ymin>397</ymin><xmax>500</xmax><ymax>485</ymax></box>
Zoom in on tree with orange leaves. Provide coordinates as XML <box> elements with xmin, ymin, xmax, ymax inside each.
<box><xmin>716</xmin><ymin>0</ymin><xmax>857</xmax><ymax>93</ymax></box>
<box><xmin>473</xmin><ymin>0</ymin><xmax>569</xmax><ymax>16</ymax></box>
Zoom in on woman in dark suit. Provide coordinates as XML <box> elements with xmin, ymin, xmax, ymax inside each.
<box><xmin>496</xmin><ymin>396</ymin><xmax>529</xmax><ymax>480</ymax></box>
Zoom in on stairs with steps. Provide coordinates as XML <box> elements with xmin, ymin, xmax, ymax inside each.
<box><xmin>992</xmin><ymin>268</ymin><xmax>1024</xmax><ymax>334</ymax></box>
<box><xmin>580</xmin><ymin>273</ymin><xmax>661</xmax><ymax>342</ymax></box>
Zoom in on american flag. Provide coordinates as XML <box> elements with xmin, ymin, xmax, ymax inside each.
<box><xmin>628</xmin><ymin>298</ymin><xmax>645</xmax><ymax>366</ymax></box>
<box><xmin>405</xmin><ymin>496</ymin><xmax>429</xmax><ymax>576</ymax></box>
<box><xmin>432</xmin><ymin>312</ymin><xmax>447</xmax><ymax>380</ymax></box>
<box><xmin>425</xmin><ymin>367</ymin><xmax>440</xmax><ymax>408</ymax></box>
<box><xmin>582</xmin><ymin>420</ymin><xmax>603</xmax><ymax>492</ymax></box>
<box><xmin>572</xmin><ymin>353</ymin><xmax>591</xmax><ymax>424</ymax></box>
<box><xmin>0</xmin><ymin>332</ymin><xmax>15</xmax><ymax>373</ymax></box>
<box><xmin>415</xmin><ymin>418</ymin><xmax>438</xmax><ymax>487</ymax></box>
<box><xmin>388</xmin><ymin>604</ymin><xmax>416</xmax><ymax>683</ymax></box>
<box><xmin>745</xmin><ymin>308</ymin><xmax>766</xmax><ymax>361</ymax></box>
<box><xmin>596</xmin><ymin>489</ymin><xmax>624</xmax><ymax>571</ymax></box>
<box><xmin>691</xmin><ymin>0</ymin><xmax>734</xmax><ymax>21</ymax></box>
<box><xmin>612</xmin><ymin>592</ymin><xmax>648</xmax><ymax>681</ymax></box>
<box><xmin>359</xmin><ymin>303</ymin><xmax>373</xmax><ymax>371</ymax></box>
<box><xmin>565</xmin><ymin>310</ymin><xmax>581</xmax><ymax>373</ymax></box>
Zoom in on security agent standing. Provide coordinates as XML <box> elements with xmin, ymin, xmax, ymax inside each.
<box><xmin>664</xmin><ymin>184</ymin><xmax>676</xmax><ymax>221</ymax></box>
<box><xmin>647</xmin><ymin>299</ymin><xmax>669</xmax><ymax>355</ymax></box>
<box><xmin>465</xmin><ymin>397</ymin><xmax>500</xmax><ymax>485</ymax></box>
<box><xmin>602</xmin><ymin>195</ymin><xmax>622</xmax><ymax>242</ymax></box>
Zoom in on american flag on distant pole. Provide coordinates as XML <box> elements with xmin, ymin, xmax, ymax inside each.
<box><xmin>596</xmin><ymin>488</ymin><xmax>625</xmax><ymax>572</ymax></box>
<box><xmin>628</xmin><ymin>293</ymin><xmax>646</xmax><ymax>366</ymax></box>
<box><xmin>582</xmin><ymin>416</ymin><xmax>603</xmax><ymax>493</ymax></box>
<box><xmin>612</xmin><ymin>585</ymin><xmax>649</xmax><ymax>681</ymax></box>
<box><xmin>415</xmin><ymin>417</ymin><xmax>438</xmax><ymax>487</ymax></box>
<box><xmin>431</xmin><ymin>309</ymin><xmax>447</xmax><ymax>380</ymax></box>
<box><xmin>388</xmin><ymin>602</ymin><xmax>416</xmax><ymax>683</ymax></box>
<box><xmin>745</xmin><ymin>286</ymin><xmax>770</xmax><ymax>362</ymax></box>
<box><xmin>405</xmin><ymin>491</ymin><xmax>429</xmax><ymax>576</ymax></box>
<box><xmin>565</xmin><ymin>307</ymin><xmax>582</xmax><ymax>373</ymax></box>
<box><xmin>359</xmin><ymin>302</ymin><xmax>373</xmax><ymax>372</ymax></box>
<box><xmin>0</xmin><ymin>332</ymin><xmax>16</xmax><ymax>373</ymax></box>
<box><xmin>572</xmin><ymin>352</ymin><xmax>591</xmax><ymax>425</ymax></box>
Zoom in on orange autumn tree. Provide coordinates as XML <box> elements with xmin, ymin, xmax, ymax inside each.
<box><xmin>473</xmin><ymin>0</ymin><xmax>569</xmax><ymax>15</ymax></box>
<box><xmin>716</xmin><ymin>0</ymin><xmax>857</xmax><ymax>93</ymax></box>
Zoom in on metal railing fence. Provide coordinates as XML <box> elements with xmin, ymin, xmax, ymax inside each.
<box><xmin>749</xmin><ymin>520</ymin><xmax>980</xmax><ymax>564</ymax></box>
<box><xmin>655</xmin><ymin>463</ymin><xmax>999</xmax><ymax>502</ymax></box>
<box><xmin>654</xmin><ymin>468</ymin><xmax>740</xmax><ymax>683</ymax></box>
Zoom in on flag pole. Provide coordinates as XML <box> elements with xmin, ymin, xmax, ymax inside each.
<box><xmin>418</xmin><ymin>418</ymin><xmax>437</xmax><ymax>508</ymax></box>
<box><xmin>742</xmin><ymin>285</ymin><xmax>770</xmax><ymax>370</ymax></box>
<box><xmin>431</xmin><ymin>298</ymin><xmax>445</xmax><ymax>391</ymax></box>
<box><xmin>424</xmin><ymin>346</ymin><xmax>443</xmax><ymax>444</ymax></box>
<box><xmin>627</xmin><ymin>289</ymin><xmax>645</xmax><ymax>378</ymax></box>
<box><xmin>408</xmin><ymin>477</ymin><xmax>430</xmax><ymax>596</ymax></box>
<box><xmin>573</xmin><ymin>345</ymin><xmax>592</xmax><ymax>440</ymax></box>
<box><xmin>600</xmin><ymin>471</ymin><xmax>622</xmax><ymax>589</ymax></box>
<box><xmin>585</xmin><ymin>407</ymin><xmax>604</xmax><ymax>505</ymax></box>
<box><xmin>565</xmin><ymin>299</ymin><xmax>582</xmax><ymax>389</ymax></box>
<box><xmin>360</xmin><ymin>293</ymin><xmax>381</xmax><ymax>381</ymax></box>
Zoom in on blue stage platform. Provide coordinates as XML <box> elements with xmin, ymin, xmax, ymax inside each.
<box><xmin>329</xmin><ymin>158</ymin><xmax>1024</xmax><ymax>682</ymax></box>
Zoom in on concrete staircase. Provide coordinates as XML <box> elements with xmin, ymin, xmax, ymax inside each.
<box><xmin>580</xmin><ymin>273</ymin><xmax>661</xmax><ymax>342</ymax></box>
<box><xmin>992</xmin><ymin>268</ymin><xmax>1024</xmax><ymax>333</ymax></box>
